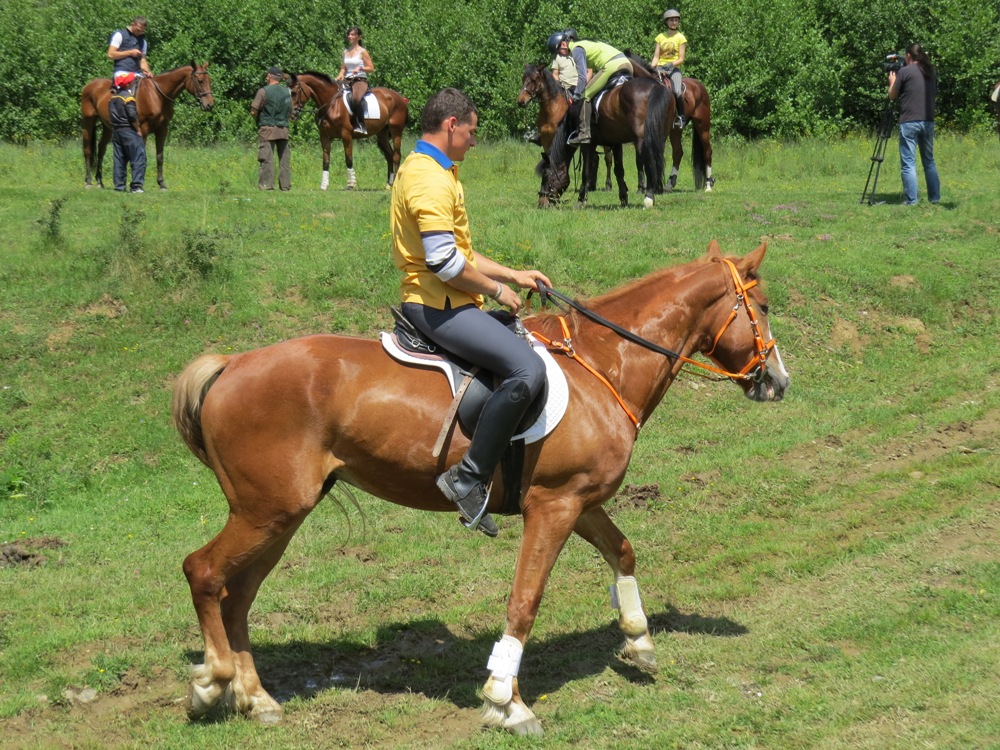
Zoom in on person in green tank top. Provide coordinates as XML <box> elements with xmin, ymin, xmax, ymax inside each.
<box><xmin>250</xmin><ymin>66</ymin><xmax>292</xmax><ymax>191</ymax></box>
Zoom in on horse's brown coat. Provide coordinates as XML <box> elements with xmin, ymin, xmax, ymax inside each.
<box><xmin>172</xmin><ymin>242</ymin><xmax>789</xmax><ymax>732</ymax></box>
<box><xmin>288</xmin><ymin>72</ymin><xmax>408</xmax><ymax>189</ymax></box>
<box><xmin>80</xmin><ymin>62</ymin><xmax>214</xmax><ymax>189</ymax></box>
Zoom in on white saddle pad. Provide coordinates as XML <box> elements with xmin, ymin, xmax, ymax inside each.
<box><xmin>379</xmin><ymin>332</ymin><xmax>569</xmax><ymax>444</ymax></box>
<box><xmin>341</xmin><ymin>90</ymin><xmax>382</xmax><ymax>120</ymax></box>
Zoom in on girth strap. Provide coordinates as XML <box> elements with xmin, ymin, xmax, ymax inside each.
<box><xmin>432</xmin><ymin>369</ymin><xmax>478</xmax><ymax>458</ymax></box>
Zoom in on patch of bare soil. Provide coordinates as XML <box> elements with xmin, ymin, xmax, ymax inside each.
<box><xmin>0</xmin><ymin>537</ymin><xmax>67</xmax><ymax>568</ymax></box>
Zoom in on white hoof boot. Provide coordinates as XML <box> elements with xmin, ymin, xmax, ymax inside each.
<box><xmin>346</xmin><ymin>167</ymin><xmax>356</xmax><ymax>190</ymax></box>
<box><xmin>643</xmin><ymin>195</ymin><xmax>654</xmax><ymax>209</ymax></box>
<box><xmin>320</xmin><ymin>170</ymin><xmax>330</xmax><ymax>191</ymax></box>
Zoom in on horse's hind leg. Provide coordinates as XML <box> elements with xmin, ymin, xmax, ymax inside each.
<box><xmin>95</xmin><ymin>128</ymin><xmax>111</xmax><ymax>189</ymax></box>
<box><xmin>376</xmin><ymin>129</ymin><xmax>395</xmax><ymax>190</ymax></box>
<box><xmin>574</xmin><ymin>506</ymin><xmax>656</xmax><ymax>671</ymax></box>
<box><xmin>668</xmin><ymin>126</ymin><xmax>683</xmax><ymax>192</ymax></box>
<box><xmin>184</xmin><ymin>504</ymin><xmax>311</xmax><ymax>723</ymax></box>
<box><xmin>342</xmin><ymin>131</ymin><xmax>356</xmax><ymax>189</ymax></box>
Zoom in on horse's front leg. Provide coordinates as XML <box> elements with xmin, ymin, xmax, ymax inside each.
<box><xmin>481</xmin><ymin>500</ymin><xmax>579</xmax><ymax>736</ymax></box>
<box><xmin>576</xmin><ymin>147</ymin><xmax>593</xmax><ymax>207</ymax></box>
<box><xmin>319</xmin><ymin>128</ymin><xmax>332</xmax><ymax>190</ymax></box>
<box><xmin>342</xmin><ymin>129</ymin><xmax>356</xmax><ymax>190</ymax></box>
<box><xmin>612</xmin><ymin>145</ymin><xmax>627</xmax><ymax>207</ymax></box>
<box><xmin>574</xmin><ymin>506</ymin><xmax>656</xmax><ymax>671</ymax></box>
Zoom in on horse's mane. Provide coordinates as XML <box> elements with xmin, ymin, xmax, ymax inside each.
<box><xmin>297</xmin><ymin>70</ymin><xmax>336</xmax><ymax>84</ymax></box>
<box><xmin>623</xmin><ymin>51</ymin><xmax>658</xmax><ymax>78</ymax></box>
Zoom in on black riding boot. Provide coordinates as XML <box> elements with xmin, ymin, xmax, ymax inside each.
<box><xmin>436</xmin><ymin>378</ymin><xmax>533</xmax><ymax>537</ymax></box>
<box><xmin>352</xmin><ymin>101</ymin><xmax>367</xmax><ymax>134</ymax></box>
<box><xmin>675</xmin><ymin>94</ymin><xmax>685</xmax><ymax>129</ymax></box>
<box><xmin>567</xmin><ymin>99</ymin><xmax>592</xmax><ymax>145</ymax></box>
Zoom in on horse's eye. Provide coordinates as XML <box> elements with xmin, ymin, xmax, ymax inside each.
<box><xmin>760</xmin><ymin>304</ymin><xmax>770</xmax><ymax>315</ymax></box>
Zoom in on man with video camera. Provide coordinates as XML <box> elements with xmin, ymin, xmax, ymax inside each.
<box><xmin>888</xmin><ymin>43</ymin><xmax>941</xmax><ymax>206</ymax></box>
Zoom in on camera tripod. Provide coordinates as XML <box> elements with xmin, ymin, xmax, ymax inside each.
<box><xmin>860</xmin><ymin>102</ymin><xmax>896</xmax><ymax>205</ymax></box>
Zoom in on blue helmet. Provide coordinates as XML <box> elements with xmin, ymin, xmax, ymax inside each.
<box><xmin>547</xmin><ymin>31</ymin><xmax>565</xmax><ymax>54</ymax></box>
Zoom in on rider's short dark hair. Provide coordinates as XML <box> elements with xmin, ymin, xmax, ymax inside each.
<box><xmin>420</xmin><ymin>88</ymin><xmax>477</xmax><ymax>134</ymax></box>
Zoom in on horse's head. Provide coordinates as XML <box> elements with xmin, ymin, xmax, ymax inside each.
<box><xmin>518</xmin><ymin>65</ymin><xmax>544</xmax><ymax>107</ymax></box>
<box><xmin>699</xmin><ymin>241</ymin><xmax>789</xmax><ymax>402</ymax></box>
<box><xmin>536</xmin><ymin>121</ymin><xmax>575</xmax><ymax>207</ymax></box>
<box><xmin>187</xmin><ymin>61</ymin><xmax>215</xmax><ymax>111</ymax></box>
<box><xmin>288</xmin><ymin>74</ymin><xmax>311</xmax><ymax>121</ymax></box>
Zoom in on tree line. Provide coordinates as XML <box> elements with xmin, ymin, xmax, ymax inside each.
<box><xmin>1</xmin><ymin>0</ymin><xmax>997</xmax><ymax>143</ymax></box>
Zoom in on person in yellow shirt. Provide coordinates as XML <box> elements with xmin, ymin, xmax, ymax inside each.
<box><xmin>390</xmin><ymin>87</ymin><xmax>552</xmax><ymax>537</ymax></box>
<box><xmin>651</xmin><ymin>8</ymin><xmax>687</xmax><ymax>128</ymax></box>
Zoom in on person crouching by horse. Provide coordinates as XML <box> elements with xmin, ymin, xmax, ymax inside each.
<box><xmin>108</xmin><ymin>74</ymin><xmax>146</xmax><ymax>193</ymax></box>
<box><xmin>562</xmin><ymin>31</ymin><xmax>633</xmax><ymax>145</ymax></box>
<box><xmin>335</xmin><ymin>26</ymin><xmax>374</xmax><ymax>135</ymax></box>
<box><xmin>390</xmin><ymin>87</ymin><xmax>552</xmax><ymax>537</ymax></box>
<box><xmin>250</xmin><ymin>67</ymin><xmax>292</xmax><ymax>191</ymax></box>
<box><xmin>651</xmin><ymin>8</ymin><xmax>687</xmax><ymax>128</ymax></box>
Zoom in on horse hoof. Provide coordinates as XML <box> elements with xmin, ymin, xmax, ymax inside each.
<box><xmin>250</xmin><ymin>705</ymin><xmax>284</xmax><ymax>725</ymax></box>
<box><xmin>643</xmin><ymin>196</ymin><xmax>654</xmax><ymax>209</ymax></box>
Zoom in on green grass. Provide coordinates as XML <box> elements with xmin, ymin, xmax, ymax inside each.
<box><xmin>1</xmin><ymin>132</ymin><xmax>999</xmax><ymax>749</ymax></box>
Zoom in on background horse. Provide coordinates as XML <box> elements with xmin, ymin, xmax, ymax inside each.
<box><xmin>518</xmin><ymin>63</ymin><xmax>618</xmax><ymax>202</ymax></box>
<box><xmin>992</xmin><ymin>79</ymin><xmax>1000</xmax><ymax>142</ymax></box>
<box><xmin>288</xmin><ymin>71</ymin><xmax>408</xmax><ymax>190</ymax></box>
<box><xmin>626</xmin><ymin>53</ymin><xmax>714</xmax><ymax>192</ymax></box>
<box><xmin>81</xmin><ymin>62</ymin><xmax>214</xmax><ymax>189</ymax></box>
<box><xmin>171</xmin><ymin>241</ymin><xmax>788</xmax><ymax>735</ymax></box>
<box><xmin>543</xmin><ymin>75</ymin><xmax>671</xmax><ymax>209</ymax></box>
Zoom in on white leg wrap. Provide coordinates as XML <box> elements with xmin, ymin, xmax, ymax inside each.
<box><xmin>670</xmin><ymin>166</ymin><xmax>679</xmax><ymax>178</ymax></box>
<box><xmin>483</xmin><ymin>635</ymin><xmax>522</xmax><ymax>705</ymax></box>
<box><xmin>346</xmin><ymin>167</ymin><xmax>357</xmax><ymax>189</ymax></box>
<box><xmin>610</xmin><ymin>576</ymin><xmax>648</xmax><ymax>637</ymax></box>
<box><xmin>320</xmin><ymin>170</ymin><xmax>330</xmax><ymax>191</ymax></box>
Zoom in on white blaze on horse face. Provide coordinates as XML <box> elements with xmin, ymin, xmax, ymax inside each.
<box><xmin>764</xmin><ymin>319</ymin><xmax>790</xmax><ymax>382</ymax></box>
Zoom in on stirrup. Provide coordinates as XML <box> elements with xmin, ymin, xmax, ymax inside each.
<box><xmin>566</xmin><ymin>130</ymin><xmax>589</xmax><ymax>145</ymax></box>
<box><xmin>435</xmin><ymin>467</ymin><xmax>499</xmax><ymax>537</ymax></box>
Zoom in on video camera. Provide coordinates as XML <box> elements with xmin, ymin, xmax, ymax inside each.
<box><xmin>883</xmin><ymin>53</ymin><xmax>905</xmax><ymax>74</ymax></box>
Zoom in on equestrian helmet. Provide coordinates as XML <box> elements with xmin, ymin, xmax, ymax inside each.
<box><xmin>662</xmin><ymin>8</ymin><xmax>681</xmax><ymax>21</ymax></box>
<box><xmin>547</xmin><ymin>31</ymin><xmax>566</xmax><ymax>54</ymax></box>
<box><xmin>563</xmin><ymin>27</ymin><xmax>578</xmax><ymax>41</ymax></box>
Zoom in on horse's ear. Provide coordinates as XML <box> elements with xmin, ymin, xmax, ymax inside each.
<box><xmin>705</xmin><ymin>239</ymin><xmax>722</xmax><ymax>259</ymax></box>
<box><xmin>738</xmin><ymin>241</ymin><xmax>768</xmax><ymax>278</ymax></box>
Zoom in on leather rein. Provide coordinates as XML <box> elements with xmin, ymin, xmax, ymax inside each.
<box><xmin>527</xmin><ymin>258</ymin><xmax>776</xmax><ymax>429</ymax></box>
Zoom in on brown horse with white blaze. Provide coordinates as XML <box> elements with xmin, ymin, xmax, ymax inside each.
<box><xmin>172</xmin><ymin>241</ymin><xmax>789</xmax><ymax>735</ymax></box>
<box><xmin>81</xmin><ymin>62</ymin><xmax>214</xmax><ymax>189</ymax></box>
<box><xmin>288</xmin><ymin>71</ymin><xmax>408</xmax><ymax>190</ymax></box>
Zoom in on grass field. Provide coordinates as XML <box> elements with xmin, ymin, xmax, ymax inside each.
<box><xmin>1</xmin><ymin>131</ymin><xmax>999</xmax><ymax>749</ymax></box>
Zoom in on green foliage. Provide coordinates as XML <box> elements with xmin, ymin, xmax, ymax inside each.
<box><xmin>1</xmin><ymin>0</ymin><xmax>998</xmax><ymax>141</ymax></box>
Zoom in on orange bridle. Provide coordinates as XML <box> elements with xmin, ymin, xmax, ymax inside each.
<box><xmin>527</xmin><ymin>258</ymin><xmax>777</xmax><ymax>429</ymax></box>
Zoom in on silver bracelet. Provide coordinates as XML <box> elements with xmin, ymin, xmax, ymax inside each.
<box><xmin>491</xmin><ymin>282</ymin><xmax>504</xmax><ymax>301</ymax></box>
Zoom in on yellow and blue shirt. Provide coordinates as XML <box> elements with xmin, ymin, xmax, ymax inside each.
<box><xmin>390</xmin><ymin>140</ymin><xmax>482</xmax><ymax>310</ymax></box>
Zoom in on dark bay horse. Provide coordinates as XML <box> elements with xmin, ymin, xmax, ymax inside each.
<box><xmin>172</xmin><ymin>241</ymin><xmax>789</xmax><ymax>735</ymax></box>
<box><xmin>626</xmin><ymin>53</ymin><xmax>714</xmax><ymax>192</ymax></box>
<box><xmin>518</xmin><ymin>64</ymin><xmax>618</xmax><ymax>203</ymax></box>
<box><xmin>81</xmin><ymin>62</ymin><xmax>214</xmax><ymax>189</ymax></box>
<box><xmin>288</xmin><ymin>71</ymin><xmax>408</xmax><ymax>190</ymax></box>
<box><xmin>542</xmin><ymin>74</ymin><xmax>671</xmax><ymax>209</ymax></box>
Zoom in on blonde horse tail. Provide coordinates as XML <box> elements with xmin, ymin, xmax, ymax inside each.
<box><xmin>171</xmin><ymin>354</ymin><xmax>229</xmax><ymax>468</ymax></box>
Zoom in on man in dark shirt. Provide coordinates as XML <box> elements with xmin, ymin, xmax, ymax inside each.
<box><xmin>888</xmin><ymin>43</ymin><xmax>941</xmax><ymax>205</ymax></box>
<box><xmin>108</xmin><ymin>17</ymin><xmax>151</xmax><ymax>97</ymax></box>
<box><xmin>250</xmin><ymin>67</ymin><xmax>292</xmax><ymax>191</ymax></box>
<box><xmin>108</xmin><ymin>74</ymin><xmax>146</xmax><ymax>193</ymax></box>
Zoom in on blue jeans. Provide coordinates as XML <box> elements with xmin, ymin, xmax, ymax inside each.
<box><xmin>898</xmin><ymin>121</ymin><xmax>940</xmax><ymax>205</ymax></box>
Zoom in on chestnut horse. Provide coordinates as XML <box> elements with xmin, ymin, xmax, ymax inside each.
<box><xmin>517</xmin><ymin>63</ymin><xmax>619</xmax><ymax>203</ymax></box>
<box><xmin>288</xmin><ymin>71</ymin><xmax>408</xmax><ymax>190</ymax></box>
<box><xmin>626</xmin><ymin>53</ymin><xmax>714</xmax><ymax>192</ymax></box>
<box><xmin>81</xmin><ymin>62</ymin><xmax>215</xmax><ymax>189</ymax></box>
<box><xmin>172</xmin><ymin>241</ymin><xmax>789</xmax><ymax>736</ymax></box>
<box><xmin>542</xmin><ymin>73</ymin><xmax>671</xmax><ymax>209</ymax></box>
